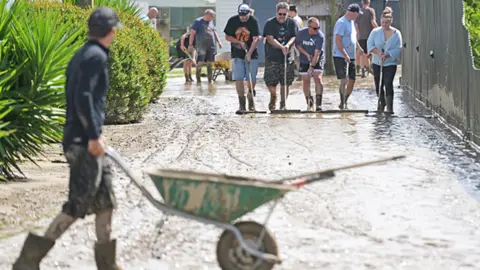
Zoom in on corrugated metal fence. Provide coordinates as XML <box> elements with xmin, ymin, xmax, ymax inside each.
<box><xmin>400</xmin><ymin>0</ymin><xmax>480</xmax><ymax>145</ymax></box>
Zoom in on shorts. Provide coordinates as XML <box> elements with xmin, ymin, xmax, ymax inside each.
<box><xmin>176</xmin><ymin>48</ymin><xmax>189</xmax><ymax>59</ymax></box>
<box><xmin>333</xmin><ymin>57</ymin><xmax>356</xmax><ymax>81</ymax></box>
<box><xmin>359</xmin><ymin>39</ymin><xmax>368</xmax><ymax>54</ymax></box>
<box><xmin>232</xmin><ymin>58</ymin><xmax>259</xmax><ymax>83</ymax></box>
<box><xmin>196</xmin><ymin>45</ymin><xmax>216</xmax><ymax>63</ymax></box>
<box><xmin>299</xmin><ymin>62</ymin><xmax>324</xmax><ymax>75</ymax></box>
<box><xmin>263</xmin><ymin>59</ymin><xmax>295</xmax><ymax>86</ymax></box>
<box><xmin>61</xmin><ymin>144</ymin><xmax>117</xmax><ymax>219</ymax></box>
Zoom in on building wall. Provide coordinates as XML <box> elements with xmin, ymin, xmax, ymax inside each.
<box><xmin>215</xmin><ymin>0</ymin><xmax>243</xmax><ymax>54</ymax></box>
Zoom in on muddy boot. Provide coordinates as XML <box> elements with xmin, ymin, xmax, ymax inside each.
<box><xmin>338</xmin><ymin>93</ymin><xmax>345</xmax><ymax>110</ymax></box>
<box><xmin>188</xmin><ymin>74</ymin><xmax>194</xmax><ymax>82</ymax></box>
<box><xmin>247</xmin><ymin>92</ymin><xmax>255</xmax><ymax>111</ymax></box>
<box><xmin>94</xmin><ymin>239</ymin><xmax>122</xmax><ymax>270</ymax></box>
<box><xmin>206</xmin><ymin>65</ymin><xmax>213</xmax><ymax>83</ymax></box>
<box><xmin>377</xmin><ymin>92</ymin><xmax>386</xmax><ymax>112</ymax></box>
<box><xmin>12</xmin><ymin>232</ymin><xmax>55</xmax><ymax>270</ymax></box>
<box><xmin>386</xmin><ymin>95</ymin><xmax>394</xmax><ymax>113</ymax></box>
<box><xmin>195</xmin><ymin>67</ymin><xmax>202</xmax><ymax>83</ymax></box>
<box><xmin>316</xmin><ymin>94</ymin><xmax>323</xmax><ymax>111</ymax></box>
<box><xmin>236</xmin><ymin>95</ymin><xmax>246</xmax><ymax>113</ymax></box>
<box><xmin>184</xmin><ymin>73</ymin><xmax>190</xmax><ymax>82</ymax></box>
<box><xmin>268</xmin><ymin>95</ymin><xmax>277</xmax><ymax>111</ymax></box>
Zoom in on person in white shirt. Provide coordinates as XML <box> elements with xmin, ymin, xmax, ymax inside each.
<box><xmin>289</xmin><ymin>5</ymin><xmax>303</xmax><ymax>81</ymax></box>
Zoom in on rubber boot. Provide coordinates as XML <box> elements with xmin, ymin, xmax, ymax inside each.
<box><xmin>247</xmin><ymin>92</ymin><xmax>255</xmax><ymax>111</ymax></box>
<box><xmin>338</xmin><ymin>92</ymin><xmax>345</xmax><ymax>110</ymax></box>
<box><xmin>386</xmin><ymin>95</ymin><xmax>394</xmax><ymax>114</ymax></box>
<box><xmin>195</xmin><ymin>67</ymin><xmax>202</xmax><ymax>83</ymax></box>
<box><xmin>12</xmin><ymin>232</ymin><xmax>55</xmax><ymax>270</ymax></box>
<box><xmin>94</xmin><ymin>239</ymin><xmax>123</xmax><ymax>270</ymax></box>
<box><xmin>206</xmin><ymin>65</ymin><xmax>213</xmax><ymax>83</ymax></box>
<box><xmin>188</xmin><ymin>74</ymin><xmax>194</xmax><ymax>82</ymax></box>
<box><xmin>305</xmin><ymin>95</ymin><xmax>313</xmax><ymax>111</ymax></box>
<box><xmin>184</xmin><ymin>73</ymin><xmax>190</xmax><ymax>82</ymax></box>
<box><xmin>377</xmin><ymin>92</ymin><xmax>386</xmax><ymax>112</ymax></box>
<box><xmin>269</xmin><ymin>95</ymin><xmax>277</xmax><ymax>111</ymax></box>
<box><xmin>236</xmin><ymin>95</ymin><xmax>246</xmax><ymax>113</ymax></box>
<box><xmin>316</xmin><ymin>94</ymin><xmax>323</xmax><ymax>111</ymax></box>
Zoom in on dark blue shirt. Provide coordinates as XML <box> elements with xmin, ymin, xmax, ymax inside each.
<box><xmin>295</xmin><ymin>27</ymin><xmax>325</xmax><ymax>64</ymax></box>
<box><xmin>62</xmin><ymin>40</ymin><xmax>109</xmax><ymax>147</ymax></box>
<box><xmin>191</xmin><ymin>17</ymin><xmax>215</xmax><ymax>48</ymax></box>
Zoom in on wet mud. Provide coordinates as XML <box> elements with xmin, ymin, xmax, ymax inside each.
<box><xmin>1</xmin><ymin>67</ymin><xmax>480</xmax><ymax>269</ymax></box>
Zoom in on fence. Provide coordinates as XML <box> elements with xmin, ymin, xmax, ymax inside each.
<box><xmin>400</xmin><ymin>0</ymin><xmax>480</xmax><ymax>145</ymax></box>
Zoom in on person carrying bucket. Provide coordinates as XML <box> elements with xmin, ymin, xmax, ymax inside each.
<box><xmin>224</xmin><ymin>4</ymin><xmax>261</xmax><ymax>112</ymax></box>
<box><xmin>367</xmin><ymin>7</ymin><xmax>403</xmax><ymax>113</ymax></box>
<box><xmin>295</xmin><ymin>17</ymin><xmax>325</xmax><ymax>111</ymax></box>
<box><xmin>263</xmin><ymin>1</ymin><xmax>298</xmax><ymax>111</ymax></box>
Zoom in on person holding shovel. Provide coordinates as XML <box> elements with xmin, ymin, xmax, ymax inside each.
<box><xmin>12</xmin><ymin>7</ymin><xmax>123</xmax><ymax>270</ymax></box>
<box><xmin>367</xmin><ymin>7</ymin><xmax>402</xmax><ymax>113</ymax></box>
<box><xmin>224</xmin><ymin>4</ymin><xmax>261</xmax><ymax>112</ymax></box>
<box><xmin>295</xmin><ymin>17</ymin><xmax>325</xmax><ymax>111</ymax></box>
<box><xmin>177</xmin><ymin>28</ymin><xmax>196</xmax><ymax>82</ymax></box>
<box><xmin>263</xmin><ymin>1</ymin><xmax>298</xmax><ymax>111</ymax></box>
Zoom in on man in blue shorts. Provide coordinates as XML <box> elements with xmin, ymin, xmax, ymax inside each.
<box><xmin>189</xmin><ymin>9</ymin><xmax>223</xmax><ymax>83</ymax></box>
<box><xmin>295</xmin><ymin>17</ymin><xmax>325</xmax><ymax>111</ymax></box>
<box><xmin>333</xmin><ymin>3</ymin><xmax>364</xmax><ymax>109</ymax></box>
<box><xmin>224</xmin><ymin>4</ymin><xmax>261</xmax><ymax>112</ymax></box>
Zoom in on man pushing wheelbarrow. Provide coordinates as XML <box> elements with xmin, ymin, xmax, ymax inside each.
<box><xmin>12</xmin><ymin>7</ymin><xmax>122</xmax><ymax>270</ymax></box>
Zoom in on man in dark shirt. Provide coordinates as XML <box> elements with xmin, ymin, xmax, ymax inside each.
<box><xmin>263</xmin><ymin>2</ymin><xmax>298</xmax><ymax>110</ymax></box>
<box><xmin>224</xmin><ymin>4</ymin><xmax>261</xmax><ymax>112</ymax></box>
<box><xmin>355</xmin><ymin>0</ymin><xmax>377</xmax><ymax>77</ymax></box>
<box><xmin>189</xmin><ymin>9</ymin><xmax>223</xmax><ymax>83</ymax></box>
<box><xmin>12</xmin><ymin>7</ymin><xmax>123</xmax><ymax>270</ymax></box>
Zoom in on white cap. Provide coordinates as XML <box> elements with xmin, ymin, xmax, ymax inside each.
<box><xmin>238</xmin><ymin>4</ymin><xmax>250</xmax><ymax>15</ymax></box>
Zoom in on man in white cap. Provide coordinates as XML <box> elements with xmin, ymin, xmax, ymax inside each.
<box><xmin>224</xmin><ymin>4</ymin><xmax>261</xmax><ymax>112</ymax></box>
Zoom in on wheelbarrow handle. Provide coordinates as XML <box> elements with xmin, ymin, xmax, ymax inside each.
<box><xmin>104</xmin><ymin>146</ymin><xmax>161</xmax><ymax>204</ymax></box>
<box><xmin>278</xmin><ymin>155</ymin><xmax>406</xmax><ymax>187</ymax></box>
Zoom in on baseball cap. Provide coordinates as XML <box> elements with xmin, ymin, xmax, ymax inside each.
<box><xmin>238</xmin><ymin>4</ymin><xmax>250</xmax><ymax>16</ymax></box>
<box><xmin>347</xmin><ymin>3</ymin><xmax>363</xmax><ymax>14</ymax></box>
<box><xmin>88</xmin><ymin>7</ymin><xmax>122</xmax><ymax>37</ymax></box>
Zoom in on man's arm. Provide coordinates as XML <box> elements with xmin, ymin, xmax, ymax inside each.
<box><xmin>74</xmin><ymin>55</ymin><xmax>105</xmax><ymax>141</ymax></box>
<box><xmin>311</xmin><ymin>34</ymin><xmax>324</xmax><ymax>66</ymax></box>
<box><xmin>247</xmin><ymin>18</ymin><xmax>261</xmax><ymax>54</ymax></box>
<box><xmin>264</xmin><ymin>21</ymin><xmax>284</xmax><ymax>49</ymax></box>
<box><xmin>295</xmin><ymin>43</ymin><xmax>310</xmax><ymax>59</ymax></box>
<box><xmin>371</xmin><ymin>9</ymin><xmax>378</xmax><ymax>28</ymax></box>
<box><xmin>189</xmin><ymin>28</ymin><xmax>196</xmax><ymax>46</ymax></box>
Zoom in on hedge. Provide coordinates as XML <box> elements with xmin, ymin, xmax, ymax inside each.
<box><xmin>465</xmin><ymin>0</ymin><xmax>480</xmax><ymax>68</ymax></box>
<box><xmin>0</xmin><ymin>0</ymin><xmax>169</xmax><ymax>179</ymax></box>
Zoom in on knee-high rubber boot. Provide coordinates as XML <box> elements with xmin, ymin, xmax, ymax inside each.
<box><xmin>377</xmin><ymin>91</ymin><xmax>386</xmax><ymax>112</ymax></box>
<box><xmin>94</xmin><ymin>239</ymin><xmax>123</xmax><ymax>270</ymax></box>
<box><xmin>316</xmin><ymin>94</ymin><xmax>323</xmax><ymax>111</ymax></box>
<box><xmin>195</xmin><ymin>66</ymin><xmax>202</xmax><ymax>83</ymax></box>
<box><xmin>386</xmin><ymin>95</ymin><xmax>394</xmax><ymax>113</ymax></box>
<box><xmin>12</xmin><ymin>232</ymin><xmax>55</xmax><ymax>270</ymax></box>
<box><xmin>237</xmin><ymin>95</ymin><xmax>246</xmax><ymax>113</ymax></box>
<box><xmin>207</xmin><ymin>65</ymin><xmax>213</xmax><ymax>83</ymax></box>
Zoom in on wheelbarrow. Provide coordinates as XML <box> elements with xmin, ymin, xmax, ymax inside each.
<box><xmin>105</xmin><ymin>146</ymin><xmax>405</xmax><ymax>270</ymax></box>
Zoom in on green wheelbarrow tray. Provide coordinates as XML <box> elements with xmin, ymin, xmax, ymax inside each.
<box><xmin>104</xmin><ymin>146</ymin><xmax>405</xmax><ymax>269</ymax></box>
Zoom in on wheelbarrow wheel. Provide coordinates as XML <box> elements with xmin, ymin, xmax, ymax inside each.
<box><xmin>216</xmin><ymin>221</ymin><xmax>278</xmax><ymax>270</ymax></box>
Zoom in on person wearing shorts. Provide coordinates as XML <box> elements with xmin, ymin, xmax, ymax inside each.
<box><xmin>189</xmin><ymin>9</ymin><xmax>223</xmax><ymax>83</ymax></box>
<box><xmin>12</xmin><ymin>7</ymin><xmax>122</xmax><ymax>270</ymax></box>
<box><xmin>295</xmin><ymin>17</ymin><xmax>325</xmax><ymax>111</ymax></box>
<box><xmin>263</xmin><ymin>2</ymin><xmax>298</xmax><ymax>111</ymax></box>
<box><xmin>355</xmin><ymin>0</ymin><xmax>378</xmax><ymax>77</ymax></box>
<box><xmin>176</xmin><ymin>29</ymin><xmax>196</xmax><ymax>82</ymax></box>
<box><xmin>224</xmin><ymin>4</ymin><xmax>261</xmax><ymax>112</ymax></box>
<box><xmin>333</xmin><ymin>3</ymin><xmax>365</xmax><ymax>109</ymax></box>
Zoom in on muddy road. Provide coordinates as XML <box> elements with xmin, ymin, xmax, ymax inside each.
<box><xmin>1</xmin><ymin>68</ymin><xmax>480</xmax><ymax>269</ymax></box>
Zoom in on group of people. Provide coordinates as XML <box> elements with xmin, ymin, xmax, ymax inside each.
<box><xmin>178</xmin><ymin>0</ymin><xmax>402</xmax><ymax>114</ymax></box>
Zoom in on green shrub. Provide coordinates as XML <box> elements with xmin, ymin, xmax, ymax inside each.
<box><xmin>465</xmin><ymin>0</ymin><xmax>480</xmax><ymax>68</ymax></box>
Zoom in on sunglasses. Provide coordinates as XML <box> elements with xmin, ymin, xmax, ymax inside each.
<box><xmin>277</xmin><ymin>13</ymin><xmax>287</xmax><ymax>16</ymax></box>
<box><xmin>310</xmin><ymin>26</ymin><xmax>320</xmax><ymax>30</ymax></box>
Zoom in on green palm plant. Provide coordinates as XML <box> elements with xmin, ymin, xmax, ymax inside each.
<box><xmin>0</xmin><ymin>0</ymin><xmax>85</xmax><ymax>180</ymax></box>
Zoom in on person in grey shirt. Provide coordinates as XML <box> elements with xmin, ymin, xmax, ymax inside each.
<box><xmin>355</xmin><ymin>0</ymin><xmax>378</xmax><ymax>77</ymax></box>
